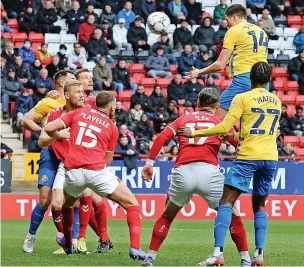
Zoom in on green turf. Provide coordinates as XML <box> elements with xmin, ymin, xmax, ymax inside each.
<box><xmin>1</xmin><ymin>220</ymin><xmax>303</xmax><ymax>266</ymax></box>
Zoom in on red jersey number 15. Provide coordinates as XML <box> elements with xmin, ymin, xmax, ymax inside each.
<box><xmin>76</xmin><ymin>121</ymin><xmax>102</xmax><ymax>148</ymax></box>
<box><xmin>185</xmin><ymin>122</ymin><xmax>214</xmax><ymax>145</ymax></box>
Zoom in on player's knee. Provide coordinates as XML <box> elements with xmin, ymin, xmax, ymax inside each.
<box><xmin>39</xmin><ymin>195</ymin><xmax>51</xmax><ymax>209</ymax></box>
<box><xmin>252</xmin><ymin>194</ymin><xmax>267</xmax><ymax>213</ymax></box>
<box><xmin>121</xmin><ymin>197</ymin><xmax>139</xmax><ymax>209</ymax></box>
<box><xmin>51</xmin><ymin>198</ymin><xmax>63</xmax><ymax>211</ymax></box>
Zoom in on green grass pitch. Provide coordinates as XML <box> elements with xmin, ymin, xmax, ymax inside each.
<box><xmin>1</xmin><ymin>220</ymin><xmax>303</xmax><ymax>266</ymax></box>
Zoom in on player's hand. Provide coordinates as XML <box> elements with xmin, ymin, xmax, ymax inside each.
<box><xmin>47</xmin><ymin>90</ymin><xmax>60</xmax><ymax>99</ymax></box>
<box><xmin>184</xmin><ymin>66</ymin><xmax>200</xmax><ymax>80</ymax></box>
<box><xmin>141</xmin><ymin>164</ymin><xmax>153</xmax><ymax>182</ymax></box>
<box><xmin>220</xmin><ymin>133</ymin><xmax>234</xmax><ymax>142</ymax></box>
<box><xmin>58</xmin><ymin>128</ymin><xmax>70</xmax><ymax>140</ymax></box>
<box><xmin>177</xmin><ymin>127</ymin><xmax>192</xmax><ymax>138</ymax></box>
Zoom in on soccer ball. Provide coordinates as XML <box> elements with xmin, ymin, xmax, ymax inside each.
<box><xmin>147</xmin><ymin>12</ymin><xmax>170</xmax><ymax>34</ymax></box>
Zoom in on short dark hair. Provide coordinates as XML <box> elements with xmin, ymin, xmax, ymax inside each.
<box><xmin>96</xmin><ymin>91</ymin><xmax>115</xmax><ymax>108</ymax></box>
<box><xmin>75</xmin><ymin>68</ymin><xmax>90</xmax><ymax>79</ymax></box>
<box><xmin>74</xmin><ymin>42</ymin><xmax>81</xmax><ymax>48</ymax></box>
<box><xmin>250</xmin><ymin>62</ymin><xmax>272</xmax><ymax>87</ymax></box>
<box><xmin>282</xmin><ymin>103</ymin><xmax>287</xmax><ymax>109</ymax></box>
<box><xmin>198</xmin><ymin>88</ymin><xmax>220</xmax><ymax>107</ymax></box>
<box><xmin>296</xmin><ymin>106</ymin><xmax>303</xmax><ymax>112</ymax></box>
<box><xmin>53</xmin><ymin>70</ymin><xmax>74</xmax><ymax>84</ymax></box>
<box><xmin>225</xmin><ymin>4</ymin><xmax>247</xmax><ymax>18</ymax></box>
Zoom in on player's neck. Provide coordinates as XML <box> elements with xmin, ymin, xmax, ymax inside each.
<box><xmin>56</xmin><ymin>87</ymin><xmax>65</xmax><ymax>98</ymax></box>
<box><xmin>235</xmin><ymin>18</ymin><xmax>245</xmax><ymax>25</ymax></box>
<box><xmin>199</xmin><ymin>108</ymin><xmax>216</xmax><ymax>114</ymax></box>
<box><xmin>85</xmin><ymin>90</ymin><xmax>91</xmax><ymax>96</ymax></box>
<box><xmin>97</xmin><ymin>107</ymin><xmax>109</xmax><ymax>116</ymax></box>
<box><xmin>65</xmin><ymin>102</ymin><xmax>75</xmax><ymax>112</ymax></box>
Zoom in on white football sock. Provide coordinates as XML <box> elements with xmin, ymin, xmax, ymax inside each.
<box><xmin>147</xmin><ymin>249</ymin><xmax>157</xmax><ymax>260</ymax></box>
<box><xmin>240</xmin><ymin>251</ymin><xmax>250</xmax><ymax>261</ymax></box>
<box><xmin>254</xmin><ymin>248</ymin><xmax>263</xmax><ymax>257</ymax></box>
<box><xmin>213</xmin><ymin>246</ymin><xmax>222</xmax><ymax>257</ymax></box>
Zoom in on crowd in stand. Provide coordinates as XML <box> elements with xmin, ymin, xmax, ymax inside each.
<box><xmin>1</xmin><ymin>0</ymin><xmax>304</xmax><ymax>166</ymax></box>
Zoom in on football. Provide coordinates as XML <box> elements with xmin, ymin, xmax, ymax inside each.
<box><xmin>147</xmin><ymin>12</ymin><xmax>170</xmax><ymax>34</ymax></box>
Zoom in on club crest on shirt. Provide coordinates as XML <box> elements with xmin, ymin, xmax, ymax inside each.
<box><xmin>41</xmin><ymin>175</ymin><xmax>48</xmax><ymax>182</ymax></box>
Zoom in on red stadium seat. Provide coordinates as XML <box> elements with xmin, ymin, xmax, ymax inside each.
<box><xmin>273</xmin><ymin>80</ymin><xmax>284</xmax><ymax>91</ymax></box>
<box><xmin>296</xmin><ymin>95</ymin><xmax>304</xmax><ymax>105</ymax></box>
<box><xmin>130</xmin><ymin>63</ymin><xmax>145</xmax><ymax>75</ymax></box>
<box><xmin>29</xmin><ymin>32</ymin><xmax>44</xmax><ymax>43</ymax></box>
<box><xmin>23</xmin><ymin>127</ymin><xmax>32</xmax><ymax>141</ymax></box>
<box><xmin>284</xmin><ymin>136</ymin><xmax>300</xmax><ymax>146</ymax></box>
<box><xmin>287</xmin><ymin>15</ymin><xmax>302</xmax><ymax>26</ymax></box>
<box><xmin>14</xmin><ymin>42</ymin><xmax>24</xmax><ymax>49</ymax></box>
<box><xmin>157</xmin><ymin>78</ymin><xmax>173</xmax><ymax>89</ymax></box>
<box><xmin>178</xmin><ymin>106</ymin><xmax>194</xmax><ymax>116</ymax></box>
<box><xmin>197</xmin><ymin>79</ymin><xmax>205</xmax><ymax>86</ymax></box>
<box><xmin>12</xmin><ymin>32</ymin><xmax>28</xmax><ymax>43</ymax></box>
<box><xmin>118</xmin><ymin>90</ymin><xmax>133</xmax><ymax>101</ymax></box>
<box><xmin>170</xmin><ymin>65</ymin><xmax>178</xmax><ymax>75</ymax></box>
<box><xmin>9</xmin><ymin>101</ymin><xmax>15</xmax><ymax>116</ymax></box>
<box><xmin>121</xmin><ymin>100</ymin><xmax>131</xmax><ymax>111</ymax></box>
<box><xmin>280</xmin><ymin>94</ymin><xmax>296</xmax><ymax>104</ymax></box>
<box><xmin>285</xmin><ymin>81</ymin><xmax>299</xmax><ymax>91</ymax></box>
<box><xmin>109</xmin><ymin>90</ymin><xmax>118</xmax><ymax>98</ymax></box>
<box><xmin>31</xmin><ymin>43</ymin><xmax>42</xmax><ymax>52</ymax></box>
<box><xmin>7</xmin><ymin>19</ymin><xmax>18</xmax><ymax>29</ymax></box>
<box><xmin>300</xmin><ymin>137</ymin><xmax>304</xmax><ymax>148</ymax></box>
<box><xmin>287</xmin><ymin>91</ymin><xmax>299</xmax><ymax>96</ymax></box>
<box><xmin>162</xmin><ymin>88</ymin><xmax>168</xmax><ymax>99</ymax></box>
<box><xmin>297</xmin><ymin>148</ymin><xmax>304</xmax><ymax>157</ymax></box>
<box><xmin>145</xmin><ymin>88</ymin><xmax>154</xmax><ymax>96</ymax></box>
<box><xmin>214</xmin><ymin>79</ymin><xmax>221</xmax><ymax>86</ymax></box>
<box><xmin>287</xmin><ymin>104</ymin><xmax>296</xmax><ymax>117</ymax></box>
<box><xmin>276</xmin><ymin>91</ymin><xmax>284</xmax><ymax>98</ymax></box>
<box><xmin>220</xmin><ymin>79</ymin><xmax>232</xmax><ymax>91</ymax></box>
<box><xmin>272</xmin><ymin>67</ymin><xmax>288</xmax><ymax>78</ymax></box>
<box><xmin>2</xmin><ymin>32</ymin><xmax>12</xmax><ymax>41</ymax></box>
<box><xmin>130</xmin><ymin>76</ymin><xmax>140</xmax><ymax>85</ymax></box>
<box><xmin>141</xmin><ymin>77</ymin><xmax>156</xmax><ymax>90</ymax></box>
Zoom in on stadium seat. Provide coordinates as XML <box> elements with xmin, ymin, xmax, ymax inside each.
<box><xmin>31</xmin><ymin>43</ymin><xmax>42</xmax><ymax>52</ymax></box>
<box><xmin>273</xmin><ymin>80</ymin><xmax>284</xmax><ymax>91</ymax></box>
<box><xmin>145</xmin><ymin>87</ymin><xmax>154</xmax><ymax>96</ymax></box>
<box><xmin>277</xmin><ymin>54</ymin><xmax>290</xmax><ymax>68</ymax></box>
<box><xmin>214</xmin><ymin>79</ymin><xmax>221</xmax><ymax>87</ymax></box>
<box><xmin>276</xmin><ymin>27</ymin><xmax>284</xmax><ymax>37</ymax></box>
<box><xmin>14</xmin><ymin>42</ymin><xmax>24</xmax><ymax>49</ymax></box>
<box><xmin>130</xmin><ymin>76</ymin><xmax>140</xmax><ymax>85</ymax></box>
<box><xmin>45</xmin><ymin>33</ymin><xmax>61</xmax><ymax>44</ymax></box>
<box><xmin>290</xmin><ymin>24</ymin><xmax>302</xmax><ymax>31</ymax></box>
<box><xmin>7</xmin><ymin>19</ymin><xmax>18</xmax><ymax>29</ymax></box>
<box><xmin>202</xmin><ymin>0</ymin><xmax>216</xmax><ymax>7</ymax></box>
<box><xmin>267</xmin><ymin>54</ymin><xmax>277</xmax><ymax>67</ymax></box>
<box><xmin>12</xmin><ymin>32</ymin><xmax>28</xmax><ymax>43</ymax></box>
<box><xmin>157</xmin><ymin>77</ymin><xmax>173</xmax><ymax>89</ymax></box>
<box><xmin>272</xmin><ymin>67</ymin><xmax>288</xmax><ymax>78</ymax></box>
<box><xmin>287</xmin><ymin>15</ymin><xmax>302</xmax><ymax>26</ymax></box>
<box><xmin>147</xmin><ymin>33</ymin><xmax>160</xmax><ymax>46</ymax></box>
<box><xmin>296</xmin><ymin>95</ymin><xmax>304</xmax><ymax>105</ymax></box>
<box><xmin>297</xmin><ymin>148</ymin><xmax>304</xmax><ymax>158</ymax></box>
<box><xmin>285</xmin><ymin>81</ymin><xmax>299</xmax><ymax>91</ymax></box>
<box><xmin>204</xmin><ymin>7</ymin><xmax>215</xmax><ymax>16</ymax></box>
<box><xmin>178</xmin><ymin>106</ymin><xmax>194</xmax><ymax>116</ymax></box>
<box><xmin>9</xmin><ymin>101</ymin><xmax>15</xmax><ymax>116</ymax></box>
<box><xmin>121</xmin><ymin>100</ymin><xmax>131</xmax><ymax>111</ymax></box>
<box><xmin>130</xmin><ymin>63</ymin><xmax>145</xmax><ymax>75</ymax></box>
<box><xmin>280</xmin><ymin>94</ymin><xmax>296</xmax><ymax>104</ymax></box>
<box><xmin>220</xmin><ymin>79</ymin><xmax>232</xmax><ymax>91</ymax></box>
<box><xmin>192</xmin><ymin>25</ymin><xmax>200</xmax><ymax>35</ymax></box>
<box><xmin>177</xmin><ymin>24</ymin><xmax>192</xmax><ymax>31</ymax></box>
<box><xmin>268</xmin><ymin>40</ymin><xmax>280</xmax><ymax>50</ymax></box>
<box><xmin>276</xmin><ymin>91</ymin><xmax>284</xmax><ymax>98</ymax></box>
<box><xmin>82</xmin><ymin>61</ymin><xmax>96</xmax><ymax>72</ymax></box>
<box><xmin>53</xmin><ymin>19</ymin><xmax>68</xmax><ymax>31</ymax></box>
<box><xmin>141</xmin><ymin>77</ymin><xmax>156</xmax><ymax>89</ymax></box>
<box><xmin>170</xmin><ymin>65</ymin><xmax>178</xmax><ymax>75</ymax></box>
<box><xmin>94</xmin><ymin>9</ymin><xmax>102</xmax><ymax>16</ymax></box>
<box><xmin>29</xmin><ymin>32</ymin><xmax>44</xmax><ymax>43</ymax></box>
<box><xmin>166</xmin><ymin>24</ymin><xmax>176</xmax><ymax>34</ymax></box>
<box><xmin>282</xmin><ymin>50</ymin><xmax>297</xmax><ymax>60</ymax></box>
<box><xmin>118</xmin><ymin>90</ymin><xmax>133</xmax><ymax>101</ymax></box>
<box><xmin>197</xmin><ymin>79</ymin><xmax>205</xmax><ymax>86</ymax></box>
<box><xmin>61</xmin><ymin>34</ymin><xmax>77</xmax><ymax>44</ymax></box>
<box><xmin>283</xmin><ymin>136</ymin><xmax>299</xmax><ymax>146</ymax></box>
<box><xmin>47</xmin><ymin>43</ymin><xmax>60</xmax><ymax>54</ymax></box>
<box><xmin>287</xmin><ymin>91</ymin><xmax>299</xmax><ymax>96</ymax></box>
<box><xmin>23</xmin><ymin>127</ymin><xmax>32</xmax><ymax>141</ymax></box>
<box><xmin>274</xmin><ymin>16</ymin><xmax>287</xmax><ymax>27</ymax></box>
<box><xmin>300</xmin><ymin>137</ymin><xmax>304</xmax><ymax>148</ymax></box>
<box><xmin>2</xmin><ymin>32</ymin><xmax>12</xmax><ymax>41</ymax></box>
<box><xmin>211</xmin><ymin>25</ymin><xmax>219</xmax><ymax>32</ymax></box>
<box><xmin>283</xmin><ymin>27</ymin><xmax>298</xmax><ymax>39</ymax></box>
<box><xmin>287</xmin><ymin>104</ymin><xmax>296</xmax><ymax>117</ymax></box>
<box><xmin>281</xmin><ymin>41</ymin><xmax>296</xmax><ymax>51</ymax></box>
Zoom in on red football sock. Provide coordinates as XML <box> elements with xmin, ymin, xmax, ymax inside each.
<box><xmin>126</xmin><ymin>206</ymin><xmax>142</xmax><ymax>249</ymax></box>
<box><xmin>52</xmin><ymin>209</ymin><xmax>63</xmax><ymax>233</ymax></box>
<box><xmin>78</xmin><ymin>196</ymin><xmax>92</xmax><ymax>239</ymax></box>
<box><xmin>62</xmin><ymin>207</ymin><xmax>74</xmax><ymax>249</ymax></box>
<box><xmin>94</xmin><ymin>200</ymin><xmax>109</xmax><ymax>241</ymax></box>
<box><xmin>89</xmin><ymin>210</ymin><xmax>100</xmax><ymax>237</ymax></box>
<box><xmin>149</xmin><ymin>215</ymin><xmax>172</xmax><ymax>251</ymax></box>
<box><xmin>230</xmin><ymin>216</ymin><xmax>249</xmax><ymax>252</ymax></box>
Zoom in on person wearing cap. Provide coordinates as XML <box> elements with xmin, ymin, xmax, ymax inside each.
<box><xmin>167</xmin><ymin>0</ymin><xmax>188</xmax><ymax>25</ymax></box>
<box><xmin>117</xmin><ymin>1</ymin><xmax>136</xmax><ymax>30</ymax></box>
<box><xmin>92</xmin><ymin>57</ymin><xmax>113</xmax><ymax>91</ymax></box>
<box><xmin>173</xmin><ymin>19</ymin><xmax>197</xmax><ymax>52</ymax></box>
<box><xmin>99</xmin><ymin>4</ymin><xmax>117</xmax><ymax>27</ymax></box>
<box><xmin>78</xmin><ymin>14</ymin><xmax>97</xmax><ymax>46</ymax></box>
<box><xmin>1</xmin><ymin>67</ymin><xmax>23</xmax><ymax>119</ymax></box>
<box><xmin>65</xmin><ymin>0</ymin><xmax>85</xmax><ymax>35</ymax></box>
<box><xmin>101</xmin><ymin>20</ymin><xmax>115</xmax><ymax>49</ymax></box>
<box><xmin>288</xmin><ymin>49</ymin><xmax>304</xmax><ymax>82</ymax></box>
<box><xmin>145</xmin><ymin>46</ymin><xmax>172</xmax><ymax>80</ymax></box>
<box><xmin>113</xmin><ymin>18</ymin><xmax>132</xmax><ymax>51</ymax></box>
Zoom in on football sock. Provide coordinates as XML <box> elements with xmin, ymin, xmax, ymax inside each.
<box><xmin>254</xmin><ymin>210</ymin><xmax>268</xmax><ymax>252</ymax></box>
<box><xmin>72</xmin><ymin>207</ymin><xmax>80</xmax><ymax>240</ymax></box>
<box><xmin>29</xmin><ymin>204</ymin><xmax>47</xmax><ymax>235</ymax></box>
<box><xmin>149</xmin><ymin>215</ymin><xmax>172</xmax><ymax>252</ymax></box>
<box><xmin>94</xmin><ymin>200</ymin><xmax>109</xmax><ymax>241</ymax></box>
<box><xmin>147</xmin><ymin>249</ymin><xmax>157</xmax><ymax>261</ymax></box>
<box><xmin>52</xmin><ymin>209</ymin><xmax>63</xmax><ymax>233</ymax></box>
<box><xmin>79</xmin><ymin>196</ymin><xmax>92</xmax><ymax>239</ymax></box>
<box><xmin>62</xmin><ymin>207</ymin><xmax>74</xmax><ymax>249</ymax></box>
<box><xmin>126</xmin><ymin>205</ymin><xmax>142</xmax><ymax>249</ymax></box>
<box><xmin>89</xmin><ymin>210</ymin><xmax>100</xmax><ymax>237</ymax></box>
<box><xmin>213</xmin><ymin>205</ymin><xmax>233</xmax><ymax>256</ymax></box>
<box><xmin>230</xmin><ymin>216</ymin><xmax>249</xmax><ymax>260</ymax></box>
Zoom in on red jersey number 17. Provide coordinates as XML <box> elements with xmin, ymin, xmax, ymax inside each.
<box><xmin>185</xmin><ymin>122</ymin><xmax>214</xmax><ymax>145</ymax></box>
<box><xmin>76</xmin><ymin>121</ymin><xmax>102</xmax><ymax>148</ymax></box>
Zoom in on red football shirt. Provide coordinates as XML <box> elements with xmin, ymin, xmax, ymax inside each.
<box><xmin>85</xmin><ymin>94</ymin><xmax>96</xmax><ymax>109</ymax></box>
<box><xmin>161</xmin><ymin>111</ymin><xmax>225</xmax><ymax>167</ymax></box>
<box><xmin>48</xmin><ymin>107</ymin><xmax>68</xmax><ymax>161</ymax></box>
<box><xmin>60</xmin><ymin>107</ymin><xmax>118</xmax><ymax>170</ymax></box>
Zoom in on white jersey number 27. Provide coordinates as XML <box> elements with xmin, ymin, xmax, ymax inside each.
<box><xmin>185</xmin><ymin>122</ymin><xmax>214</xmax><ymax>145</ymax></box>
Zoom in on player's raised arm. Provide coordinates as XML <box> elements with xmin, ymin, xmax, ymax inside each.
<box><xmin>21</xmin><ymin>110</ymin><xmax>44</xmax><ymax>132</ymax></box>
<box><xmin>44</xmin><ymin>118</ymin><xmax>67</xmax><ymax>139</ymax></box>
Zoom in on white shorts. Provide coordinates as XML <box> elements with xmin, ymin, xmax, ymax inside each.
<box><xmin>65</xmin><ymin>167</ymin><xmax>120</xmax><ymax>198</ymax></box>
<box><xmin>168</xmin><ymin>162</ymin><xmax>224</xmax><ymax>209</ymax></box>
<box><xmin>52</xmin><ymin>162</ymin><xmax>65</xmax><ymax>191</ymax></box>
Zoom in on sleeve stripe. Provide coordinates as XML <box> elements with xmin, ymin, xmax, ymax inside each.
<box><xmin>59</xmin><ymin>119</ymin><xmax>66</xmax><ymax>129</ymax></box>
<box><xmin>168</xmin><ymin>126</ymin><xmax>176</xmax><ymax>135</ymax></box>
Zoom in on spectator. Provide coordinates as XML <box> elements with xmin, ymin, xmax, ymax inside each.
<box><xmin>127</xmin><ymin>16</ymin><xmax>150</xmax><ymax>59</ymax></box>
<box><xmin>266</xmin><ymin>0</ymin><xmax>291</xmax><ymax>17</ymax></box>
<box><xmin>193</xmin><ymin>17</ymin><xmax>216</xmax><ymax>56</ymax></box>
<box><xmin>154</xmin><ymin>106</ymin><xmax>170</xmax><ymax>133</ymax></box>
<box><xmin>151</xmin><ymin>32</ymin><xmax>176</xmax><ymax>64</ymax></box>
<box><xmin>18</xmin><ymin>6</ymin><xmax>36</xmax><ymax>34</ymax></box>
<box><xmin>167</xmin><ymin>0</ymin><xmax>188</xmax><ymax>25</ymax></box>
<box><xmin>141</xmin><ymin>0</ymin><xmax>156</xmax><ymax>21</ymax></box>
<box><xmin>215</xmin><ymin>19</ymin><xmax>229</xmax><ymax>44</ymax></box>
<box><xmin>167</xmin><ymin>100</ymin><xmax>178</xmax><ymax>122</ymax></box>
<box><xmin>0</xmin><ymin>2</ymin><xmax>12</xmax><ymax>33</ymax></box>
<box><xmin>28</xmin><ymin>131</ymin><xmax>42</xmax><ymax>153</ymax></box>
<box><xmin>113</xmin><ymin>18</ymin><xmax>132</xmax><ymax>51</ymax></box>
<box><xmin>128</xmin><ymin>103</ymin><xmax>144</xmax><ymax>131</ymax></box>
<box><xmin>135</xmin><ymin>113</ymin><xmax>154</xmax><ymax>141</ymax></box>
<box><xmin>218</xmin><ymin>143</ymin><xmax>229</xmax><ymax>160</ymax></box>
<box><xmin>149</xmin><ymin>85</ymin><xmax>167</xmax><ymax>112</ymax></box>
<box><xmin>92</xmin><ymin>57</ymin><xmax>113</xmax><ymax>91</ymax></box>
<box><xmin>46</xmin><ymin>55</ymin><xmax>64</xmax><ymax>80</ymax></box>
<box><xmin>299</xmin><ymin>64</ymin><xmax>304</xmax><ymax>95</ymax></box>
<box><xmin>18</xmin><ymin>40</ymin><xmax>35</xmax><ymax>65</ymax></box>
<box><xmin>130</xmin><ymin>84</ymin><xmax>154</xmax><ymax>117</ymax></box>
<box><xmin>279</xmin><ymin>103</ymin><xmax>293</xmax><ymax>136</ymax></box>
<box><xmin>184</xmin><ymin>0</ymin><xmax>201</xmax><ymax>25</ymax></box>
<box><xmin>290</xmin><ymin>0</ymin><xmax>304</xmax><ymax>15</ymax></box>
<box><xmin>168</xmin><ymin>145</ymin><xmax>178</xmax><ymax>161</ymax></box>
<box><xmin>84</xmin><ymin>4</ymin><xmax>99</xmax><ymax>22</ymax></box>
<box><xmin>184</xmin><ymin>77</ymin><xmax>202</xmax><ymax>107</ymax></box>
<box><xmin>276</xmin><ymin>128</ymin><xmax>284</xmax><ymax>153</ymax></box>
<box><xmin>115</xmin><ymin>100</ymin><xmax>128</xmax><ymax>127</ymax></box>
<box><xmin>168</xmin><ymin>74</ymin><xmax>192</xmax><ymax>107</ymax></box>
<box><xmin>1</xmin><ymin>67</ymin><xmax>23</xmax><ymax>119</ymax></box>
<box><xmin>118</xmin><ymin>124</ymin><xmax>135</xmax><ymax>145</ymax></box>
<box><xmin>57</xmin><ymin>44</ymin><xmax>68</xmax><ymax>69</ymax></box>
<box><xmin>87</xmin><ymin>29</ymin><xmax>114</xmax><ymax>63</ymax></box>
<box><xmin>15</xmin><ymin>88</ymin><xmax>33</xmax><ymax>131</ymax></box>
<box><xmin>1</xmin><ymin>57</ymin><xmax>7</xmax><ymax>79</ymax></box>
<box><xmin>36</xmin><ymin>0</ymin><xmax>61</xmax><ymax>34</ymax></box>
<box><xmin>35</xmin><ymin>43</ymin><xmax>52</xmax><ymax>66</ymax></box>
<box><xmin>112</xmin><ymin>58</ymin><xmax>137</xmax><ymax>92</ymax></box>
<box><xmin>203</xmin><ymin>75</ymin><xmax>220</xmax><ymax>92</ymax></box>
<box><xmin>248</xmin><ymin>0</ymin><xmax>266</xmax><ymax>14</ymax></box>
<box><xmin>115</xmin><ymin>135</ymin><xmax>139</xmax><ymax>171</ymax></box>
<box><xmin>101</xmin><ymin>20</ymin><xmax>115</xmax><ymax>49</ymax></box>
<box><xmin>195</xmin><ymin>51</ymin><xmax>215</xmax><ymax>79</ymax></box>
<box><xmin>78</xmin><ymin>14</ymin><xmax>96</xmax><ymax>46</ymax></box>
<box><xmin>59</xmin><ymin>0</ymin><xmax>73</xmax><ymax>16</ymax></box>
<box><xmin>117</xmin><ymin>1</ymin><xmax>136</xmax><ymax>30</ymax></box>
<box><xmin>214</xmin><ymin>0</ymin><xmax>228</xmax><ymax>25</ymax></box>
<box><xmin>100</xmin><ymin>4</ymin><xmax>117</xmax><ymax>27</ymax></box>
<box><xmin>67</xmin><ymin>43</ymin><xmax>87</xmax><ymax>71</ymax></box>
<box><xmin>145</xmin><ymin>46</ymin><xmax>172</xmax><ymax>80</ymax></box>
<box><xmin>30</xmin><ymin>59</ymin><xmax>42</xmax><ymax>84</ymax></box>
<box><xmin>260</xmin><ymin>9</ymin><xmax>278</xmax><ymax>40</ymax></box>
<box><xmin>2</xmin><ymin>0</ymin><xmax>27</xmax><ymax>18</ymax></box>
<box><xmin>279</xmin><ymin>142</ymin><xmax>297</xmax><ymax>162</ymax></box>
<box><xmin>178</xmin><ymin>44</ymin><xmax>197</xmax><ymax>76</ymax></box>
<box><xmin>225</xmin><ymin>145</ymin><xmax>236</xmax><ymax>161</ymax></box>
<box><xmin>246</xmin><ymin>8</ymin><xmax>257</xmax><ymax>24</ymax></box>
<box><xmin>288</xmin><ymin>50</ymin><xmax>304</xmax><ymax>81</ymax></box>
<box><xmin>291</xmin><ymin>106</ymin><xmax>304</xmax><ymax>137</ymax></box>
<box><xmin>173</xmin><ymin>20</ymin><xmax>196</xmax><ymax>52</ymax></box>
<box><xmin>1</xmin><ymin>41</ymin><xmax>18</xmax><ymax>66</ymax></box>
<box><xmin>66</xmin><ymin>1</ymin><xmax>85</xmax><ymax>35</ymax></box>
<box><xmin>293</xmin><ymin>25</ymin><xmax>304</xmax><ymax>54</ymax></box>
<box><xmin>1</xmin><ymin>142</ymin><xmax>13</xmax><ymax>158</ymax></box>
<box><xmin>15</xmin><ymin>55</ymin><xmax>32</xmax><ymax>88</ymax></box>
<box><xmin>34</xmin><ymin>69</ymin><xmax>55</xmax><ymax>104</ymax></box>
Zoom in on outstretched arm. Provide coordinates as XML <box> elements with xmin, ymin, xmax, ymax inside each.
<box><xmin>44</xmin><ymin>118</ymin><xmax>66</xmax><ymax>139</ymax></box>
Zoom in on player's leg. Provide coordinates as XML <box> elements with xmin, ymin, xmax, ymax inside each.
<box><xmin>72</xmin><ymin>200</ymin><xmax>80</xmax><ymax>252</ymax></box>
